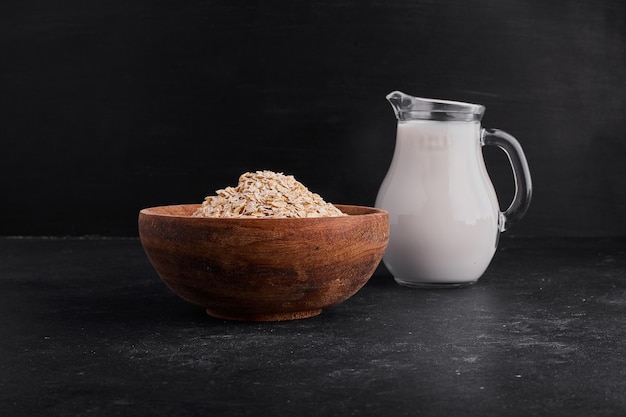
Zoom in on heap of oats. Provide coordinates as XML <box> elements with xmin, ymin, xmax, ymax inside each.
<box><xmin>192</xmin><ymin>171</ymin><xmax>346</xmax><ymax>218</ymax></box>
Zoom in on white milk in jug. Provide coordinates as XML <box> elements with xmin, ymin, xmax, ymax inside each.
<box><xmin>376</xmin><ymin>120</ymin><xmax>501</xmax><ymax>286</ymax></box>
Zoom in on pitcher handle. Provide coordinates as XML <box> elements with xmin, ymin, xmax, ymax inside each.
<box><xmin>481</xmin><ymin>128</ymin><xmax>532</xmax><ymax>232</ymax></box>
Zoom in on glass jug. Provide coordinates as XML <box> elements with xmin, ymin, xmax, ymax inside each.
<box><xmin>375</xmin><ymin>91</ymin><xmax>532</xmax><ymax>288</ymax></box>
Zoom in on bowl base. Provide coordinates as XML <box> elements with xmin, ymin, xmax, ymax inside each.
<box><xmin>205</xmin><ymin>308</ymin><xmax>323</xmax><ymax>322</ymax></box>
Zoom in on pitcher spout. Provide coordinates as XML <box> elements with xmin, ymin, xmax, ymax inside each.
<box><xmin>386</xmin><ymin>90</ymin><xmax>485</xmax><ymax>122</ymax></box>
<box><xmin>386</xmin><ymin>91</ymin><xmax>416</xmax><ymax>120</ymax></box>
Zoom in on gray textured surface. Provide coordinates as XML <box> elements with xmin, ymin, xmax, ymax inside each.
<box><xmin>1</xmin><ymin>237</ymin><xmax>625</xmax><ymax>416</ymax></box>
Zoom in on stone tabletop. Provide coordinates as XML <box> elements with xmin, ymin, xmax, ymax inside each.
<box><xmin>1</xmin><ymin>237</ymin><xmax>625</xmax><ymax>416</ymax></box>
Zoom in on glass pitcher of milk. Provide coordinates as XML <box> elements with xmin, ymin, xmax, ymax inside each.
<box><xmin>375</xmin><ymin>91</ymin><xmax>532</xmax><ymax>288</ymax></box>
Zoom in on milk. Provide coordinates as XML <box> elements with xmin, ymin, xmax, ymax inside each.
<box><xmin>375</xmin><ymin>120</ymin><xmax>501</xmax><ymax>287</ymax></box>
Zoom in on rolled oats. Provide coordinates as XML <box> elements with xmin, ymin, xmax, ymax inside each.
<box><xmin>192</xmin><ymin>171</ymin><xmax>346</xmax><ymax>218</ymax></box>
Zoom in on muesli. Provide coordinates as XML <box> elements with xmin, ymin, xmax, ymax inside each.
<box><xmin>192</xmin><ymin>170</ymin><xmax>346</xmax><ymax>218</ymax></box>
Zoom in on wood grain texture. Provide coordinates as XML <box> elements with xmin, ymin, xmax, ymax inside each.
<box><xmin>138</xmin><ymin>204</ymin><xmax>389</xmax><ymax>321</ymax></box>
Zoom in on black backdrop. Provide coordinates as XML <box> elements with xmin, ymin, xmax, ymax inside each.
<box><xmin>2</xmin><ymin>0</ymin><xmax>625</xmax><ymax>237</ymax></box>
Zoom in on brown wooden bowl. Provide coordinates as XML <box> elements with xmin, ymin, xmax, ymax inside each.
<box><xmin>138</xmin><ymin>204</ymin><xmax>389</xmax><ymax>321</ymax></box>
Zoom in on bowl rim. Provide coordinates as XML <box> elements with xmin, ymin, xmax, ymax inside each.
<box><xmin>139</xmin><ymin>203</ymin><xmax>387</xmax><ymax>220</ymax></box>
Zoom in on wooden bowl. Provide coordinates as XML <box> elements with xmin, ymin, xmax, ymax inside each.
<box><xmin>138</xmin><ymin>204</ymin><xmax>389</xmax><ymax>321</ymax></box>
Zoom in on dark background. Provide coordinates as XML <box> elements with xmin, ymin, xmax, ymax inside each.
<box><xmin>2</xmin><ymin>0</ymin><xmax>625</xmax><ymax>237</ymax></box>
